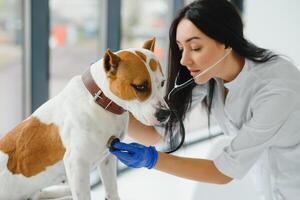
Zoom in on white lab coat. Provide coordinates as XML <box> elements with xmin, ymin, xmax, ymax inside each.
<box><xmin>158</xmin><ymin>56</ymin><xmax>300</xmax><ymax>200</ymax></box>
<box><xmin>211</xmin><ymin>57</ymin><xmax>300</xmax><ymax>200</ymax></box>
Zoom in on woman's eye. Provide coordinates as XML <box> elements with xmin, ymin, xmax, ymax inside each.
<box><xmin>161</xmin><ymin>80</ymin><xmax>165</xmax><ymax>87</ymax></box>
<box><xmin>191</xmin><ymin>47</ymin><xmax>201</xmax><ymax>51</ymax></box>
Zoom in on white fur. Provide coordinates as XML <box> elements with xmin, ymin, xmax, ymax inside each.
<box><xmin>0</xmin><ymin>48</ymin><xmax>167</xmax><ymax>200</ymax></box>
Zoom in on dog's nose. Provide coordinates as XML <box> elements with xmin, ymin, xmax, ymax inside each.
<box><xmin>155</xmin><ymin>108</ymin><xmax>171</xmax><ymax>123</ymax></box>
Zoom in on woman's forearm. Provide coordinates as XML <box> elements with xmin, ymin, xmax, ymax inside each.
<box><xmin>154</xmin><ymin>152</ymin><xmax>232</xmax><ymax>184</ymax></box>
<box><xmin>127</xmin><ymin>113</ymin><xmax>162</xmax><ymax>146</ymax></box>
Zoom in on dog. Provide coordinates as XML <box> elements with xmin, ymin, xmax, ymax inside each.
<box><xmin>0</xmin><ymin>38</ymin><xmax>170</xmax><ymax>200</ymax></box>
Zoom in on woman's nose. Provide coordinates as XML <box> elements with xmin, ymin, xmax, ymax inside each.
<box><xmin>180</xmin><ymin>50</ymin><xmax>192</xmax><ymax>66</ymax></box>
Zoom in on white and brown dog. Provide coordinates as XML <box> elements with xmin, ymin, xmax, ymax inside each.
<box><xmin>0</xmin><ymin>38</ymin><xmax>169</xmax><ymax>200</ymax></box>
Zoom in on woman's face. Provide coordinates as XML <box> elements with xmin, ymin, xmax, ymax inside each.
<box><xmin>176</xmin><ymin>18</ymin><xmax>228</xmax><ymax>84</ymax></box>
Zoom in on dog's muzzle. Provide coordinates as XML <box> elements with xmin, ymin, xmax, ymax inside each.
<box><xmin>155</xmin><ymin>108</ymin><xmax>171</xmax><ymax>123</ymax></box>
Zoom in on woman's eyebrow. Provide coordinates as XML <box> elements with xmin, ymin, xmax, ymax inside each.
<box><xmin>186</xmin><ymin>36</ymin><xmax>201</xmax><ymax>43</ymax></box>
<box><xmin>176</xmin><ymin>36</ymin><xmax>202</xmax><ymax>44</ymax></box>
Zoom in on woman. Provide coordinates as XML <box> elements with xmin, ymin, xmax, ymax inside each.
<box><xmin>110</xmin><ymin>0</ymin><xmax>300</xmax><ymax>199</ymax></box>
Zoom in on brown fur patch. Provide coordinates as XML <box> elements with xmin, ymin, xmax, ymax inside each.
<box><xmin>149</xmin><ymin>58</ymin><xmax>158</xmax><ymax>72</ymax></box>
<box><xmin>107</xmin><ymin>51</ymin><xmax>151</xmax><ymax>102</ymax></box>
<box><xmin>135</xmin><ymin>51</ymin><xmax>147</xmax><ymax>63</ymax></box>
<box><xmin>0</xmin><ymin>117</ymin><xmax>65</xmax><ymax>177</ymax></box>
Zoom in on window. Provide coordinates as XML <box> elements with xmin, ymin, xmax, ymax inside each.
<box><xmin>121</xmin><ymin>0</ymin><xmax>170</xmax><ymax>67</ymax></box>
<box><xmin>49</xmin><ymin>0</ymin><xmax>101</xmax><ymax>97</ymax></box>
<box><xmin>0</xmin><ymin>0</ymin><xmax>23</xmax><ymax>134</ymax></box>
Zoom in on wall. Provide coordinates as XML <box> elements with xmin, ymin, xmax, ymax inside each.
<box><xmin>244</xmin><ymin>0</ymin><xmax>300</xmax><ymax>67</ymax></box>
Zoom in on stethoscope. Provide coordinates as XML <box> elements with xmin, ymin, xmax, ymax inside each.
<box><xmin>108</xmin><ymin>48</ymin><xmax>232</xmax><ymax>154</ymax></box>
<box><xmin>167</xmin><ymin>48</ymin><xmax>232</xmax><ymax>101</ymax></box>
<box><xmin>164</xmin><ymin>48</ymin><xmax>232</xmax><ymax>153</ymax></box>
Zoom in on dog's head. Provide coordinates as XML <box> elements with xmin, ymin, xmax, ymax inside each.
<box><xmin>103</xmin><ymin>38</ymin><xmax>170</xmax><ymax>126</ymax></box>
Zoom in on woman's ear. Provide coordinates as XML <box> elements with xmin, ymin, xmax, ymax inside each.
<box><xmin>143</xmin><ymin>37</ymin><xmax>156</xmax><ymax>52</ymax></box>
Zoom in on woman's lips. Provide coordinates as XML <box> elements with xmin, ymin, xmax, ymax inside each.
<box><xmin>190</xmin><ymin>70</ymin><xmax>201</xmax><ymax>77</ymax></box>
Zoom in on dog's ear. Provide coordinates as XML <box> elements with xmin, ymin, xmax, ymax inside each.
<box><xmin>142</xmin><ymin>37</ymin><xmax>156</xmax><ymax>52</ymax></box>
<box><xmin>103</xmin><ymin>49</ymin><xmax>121</xmax><ymax>76</ymax></box>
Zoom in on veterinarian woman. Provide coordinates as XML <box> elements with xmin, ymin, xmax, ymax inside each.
<box><xmin>110</xmin><ymin>0</ymin><xmax>300</xmax><ymax>199</ymax></box>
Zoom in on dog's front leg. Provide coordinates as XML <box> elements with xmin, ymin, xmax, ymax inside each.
<box><xmin>64</xmin><ymin>150</ymin><xmax>91</xmax><ymax>200</ymax></box>
<box><xmin>31</xmin><ymin>185</ymin><xmax>72</xmax><ymax>200</ymax></box>
<box><xmin>98</xmin><ymin>154</ymin><xmax>120</xmax><ymax>200</ymax></box>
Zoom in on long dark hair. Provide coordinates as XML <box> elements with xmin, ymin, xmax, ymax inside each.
<box><xmin>164</xmin><ymin>0</ymin><xmax>277</xmax><ymax>149</ymax></box>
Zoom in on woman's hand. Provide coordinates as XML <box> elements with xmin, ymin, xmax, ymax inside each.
<box><xmin>110</xmin><ymin>141</ymin><xmax>158</xmax><ymax>169</ymax></box>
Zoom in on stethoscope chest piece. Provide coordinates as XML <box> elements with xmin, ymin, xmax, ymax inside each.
<box><xmin>107</xmin><ymin>136</ymin><xmax>120</xmax><ymax>151</ymax></box>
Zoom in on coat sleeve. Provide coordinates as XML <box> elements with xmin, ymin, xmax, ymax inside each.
<box><xmin>214</xmin><ymin>85</ymin><xmax>297</xmax><ymax>179</ymax></box>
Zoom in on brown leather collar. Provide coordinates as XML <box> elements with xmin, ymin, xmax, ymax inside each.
<box><xmin>81</xmin><ymin>69</ymin><xmax>125</xmax><ymax>115</ymax></box>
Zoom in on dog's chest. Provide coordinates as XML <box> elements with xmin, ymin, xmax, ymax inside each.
<box><xmin>61</xmin><ymin>103</ymin><xmax>128</xmax><ymax>163</ymax></box>
<box><xmin>84</xmin><ymin>114</ymin><xmax>127</xmax><ymax>151</ymax></box>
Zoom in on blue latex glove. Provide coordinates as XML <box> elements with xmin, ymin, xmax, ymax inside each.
<box><xmin>110</xmin><ymin>141</ymin><xmax>158</xmax><ymax>169</ymax></box>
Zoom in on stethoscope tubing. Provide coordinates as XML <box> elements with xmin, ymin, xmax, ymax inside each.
<box><xmin>164</xmin><ymin>48</ymin><xmax>232</xmax><ymax>153</ymax></box>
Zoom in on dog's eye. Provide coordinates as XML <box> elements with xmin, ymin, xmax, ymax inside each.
<box><xmin>161</xmin><ymin>80</ymin><xmax>165</xmax><ymax>87</ymax></box>
<box><xmin>132</xmin><ymin>84</ymin><xmax>148</xmax><ymax>92</ymax></box>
